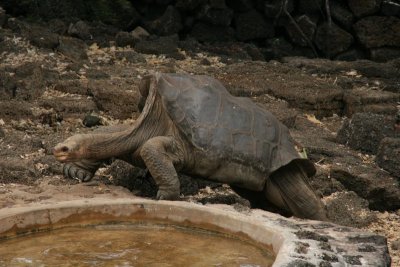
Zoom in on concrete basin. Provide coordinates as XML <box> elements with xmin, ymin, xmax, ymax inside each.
<box><xmin>0</xmin><ymin>198</ymin><xmax>391</xmax><ymax>266</ymax></box>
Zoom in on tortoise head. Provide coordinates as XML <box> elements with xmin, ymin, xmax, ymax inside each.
<box><xmin>53</xmin><ymin>134</ymin><xmax>88</xmax><ymax>163</ymax></box>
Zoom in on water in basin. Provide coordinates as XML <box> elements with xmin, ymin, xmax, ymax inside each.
<box><xmin>0</xmin><ymin>223</ymin><xmax>274</xmax><ymax>266</ymax></box>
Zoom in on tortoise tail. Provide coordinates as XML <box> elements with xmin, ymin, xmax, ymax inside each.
<box><xmin>265</xmin><ymin>161</ymin><xmax>327</xmax><ymax>221</ymax></box>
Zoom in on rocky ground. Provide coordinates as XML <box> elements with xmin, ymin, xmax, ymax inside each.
<box><xmin>0</xmin><ymin>17</ymin><xmax>400</xmax><ymax>265</ymax></box>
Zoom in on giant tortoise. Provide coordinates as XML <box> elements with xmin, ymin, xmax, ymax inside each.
<box><xmin>53</xmin><ymin>73</ymin><xmax>326</xmax><ymax>220</ymax></box>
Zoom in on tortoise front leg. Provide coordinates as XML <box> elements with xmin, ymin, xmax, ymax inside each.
<box><xmin>140</xmin><ymin>136</ymin><xmax>182</xmax><ymax>200</ymax></box>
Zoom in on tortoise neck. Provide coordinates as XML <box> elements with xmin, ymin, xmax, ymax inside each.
<box><xmin>84</xmin><ymin>126</ymin><xmax>145</xmax><ymax>160</ymax></box>
<box><xmin>84</xmin><ymin>94</ymin><xmax>169</xmax><ymax>160</ymax></box>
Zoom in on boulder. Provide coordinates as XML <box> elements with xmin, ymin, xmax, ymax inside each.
<box><xmin>115</xmin><ymin>50</ymin><xmax>146</xmax><ymax>63</ymax></box>
<box><xmin>343</xmin><ymin>87</ymin><xmax>399</xmax><ymax>116</ymax></box>
<box><xmin>226</xmin><ymin>0</ymin><xmax>253</xmax><ymax>12</ymax></box>
<box><xmin>67</xmin><ymin>21</ymin><xmax>91</xmax><ymax>40</ymax></box>
<box><xmin>57</xmin><ymin>36</ymin><xmax>88</xmax><ymax>60</ymax></box>
<box><xmin>325</xmin><ymin>191</ymin><xmax>377</xmax><ymax>228</ymax></box>
<box><xmin>354</xmin><ymin>16</ymin><xmax>400</xmax><ymax>48</ymax></box>
<box><xmin>330</xmin><ymin>163</ymin><xmax>400</xmax><ymax>211</ymax></box>
<box><xmin>131</xmin><ymin>26</ymin><xmax>150</xmax><ymax>42</ymax></box>
<box><xmin>285</xmin><ymin>15</ymin><xmax>316</xmax><ymax>47</ymax></box>
<box><xmin>315</xmin><ymin>22</ymin><xmax>354</xmax><ymax>57</ymax></box>
<box><xmin>88</xmin><ymin>79</ymin><xmax>140</xmax><ymax>119</ymax></box>
<box><xmin>234</xmin><ymin>9</ymin><xmax>274</xmax><ymax>41</ymax></box>
<box><xmin>135</xmin><ymin>35</ymin><xmax>178</xmax><ymax>55</ymax></box>
<box><xmin>29</xmin><ymin>26</ymin><xmax>59</xmax><ymax>49</ymax></box>
<box><xmin>330</xmin><ymin>1</ymin><xmax>355</xmax><ymax>30</ymax></box>
<box><xmin>298</xmin><ymin>0</ymin><xmax>323</xmax><ymax>13</ymax></box>
<box><xmin>370</xmin><ymin>47</ymin><xmax>400</xmax><ymax>62</ymax></box>
<box><xmin>198</xmin><ymin>5</ymin><xmax>233</xmax><ymax>26</ymax></box>
<box><xmin>115</xmin><ymin>31</ymin><xmax>136</xmax><ymax>47</ymax></box>
<box><xmin>264</xmin><ymin>0</ymin><xmax>294</xmax><ymax>18</ymax></box>
<box><xmin>336</xmin><ymin>113</ymin><xmax>397</xmax><ymax>153</ymax></box>
<box><xmin>0</xmin><ymin>7</ymin><xmax>7</xmax><ymax>27</ymax></box>
<box><xmin>334</xmin><ymin>49</ymin><xmax>365</xmax><ymax>61</ymax></box>
<box><xmin>175</xmin><ymin>0</ymin><xmax>206</xmax><ymax>11</ymax></box>
<box><xmin>145</xmin><ymin>5</ymin><xmax>182</xmax><ymax>36</ymax></box>
<box><xmin>381</xmin><ymin>0</ymin><xmax>400</xmax><ymax>16</ymax></box>
<box><xmin>264</xmin><ymin>37</ymin><xmax>295</xmax><ymax>60</ymax></box>
<box><xmin>190</xmin><ymin>22</ymin><xmax>235</xmax><ymax>42</ymax></box>
<box><xmin>348</xmin><ymin>0</ymin><xmax>382</xmax><ymax>17</ymax></box>
<box><xmin>209</xmin><ymin>0</ymin><xmax>226</xmax><ymax>9</ymax></box>
<box><xmin>376</xmin><ymin>137</ymin><xmax>400</xmax><ymax>178</ymax></box>
<box><xmin>215</xmin><ymin>61</ymin><xmax>343</xmax><ymax>117</ymax></box>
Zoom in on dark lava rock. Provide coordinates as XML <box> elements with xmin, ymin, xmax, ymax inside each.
<box><xmin>234</xmin><ymin>9</ymin><xmax>274</xmax><ymax>41</ymax></box>
<box><xmin>67</xmin><ymin>20</ymin><xmax>91</xmax><ymax>40</ymax></box>
<box><xmin>325</xmin><ymin>191</ymin><xmax>377</xmax><ymax>228</ymax></box>
<box><xmin>264</xmin><ymin>0</ymin><xmax>294</xmax><ymax>18</ymax></box>
<box><xmin>29</xmin><ymin>28</ymin><xmax>59</xmax><ymax>49</ymax></box>
<box><xmin>82</xmin><ymin>114</ymin><xmax>101</xmax><ymax>128</ymax></box>
<box><xmin>40</xmin><ymin>97</ymin><xmax>97</xmax><ymax>115</ymax></box>
<box><xmin>343</xmin><ymin>87</ymin><xmax>399</xmax><ymax>117</ymax></box>
<box><xmin>348</xmin><ymin>0</ymin><xmax>382</xmax><ymax>17</ymax></box>
<box><xmin>48</xmin><ymin>19</ymin><xmax>67</xmax><ymax>35</ymax></box>
<box><xmin>88</xmin><ymin>80</ymin><xmax>140</xmax><ymax>119</ymax></box>
<box><xmin>198</xmin><ymin>5</ymin><xmax>233</xmax><ymax>26</ymax></box>
<box><xmin>175</xmin><ymin>0</ymin><xmax>206</xmax><ymax>11</ymax></box>
<box><xmin>330</xmin><ymin>1</ymin><xmax>355</xmax><ymax>30</ymax></box>
<box><xmin>227</xmin><ymin>0</ymin><xmax>253</xmax><ymax>12</ymax></box>
<box><xmin>381</xmin><ymin>0</ymin><xmax>400</xmax><ymax>16</ymax></box>
<box><xmin>391</xmin><ymin>239</ymin><xmax>400</xmax><ymax>250</ymax></box>
<box><xmin>298</xmin><ymin>0</ymin><xmax>323</xmax><ymax>14</ymax></box>
<box><xmin>115</xmin><ymin>50</ymin><xmax>146</xmax><ymax>63</ymax></box>
<box><xmin>135</xmin><ymin>35</ymin><xmax>178</xmax><ymax>55</ymax></box>
<box><xmin>315</xmin><ymin>22</ymin><xmax>354</xmax><ymax>58</ymax></box>
<box><xmin>208</xmin><ymin>0</ymin><xmax>226</xmax><ymax>9</ymax></box>
<box><xmin>376</xmin><ymin>137</ymin><xmax>400</xmax><ymax>178</ymax></box>
<box><xmin>7</xmin><ymin>19</ymin><xmax>59</xmax><ymax>49</ymax></box>
<box><xmin>0</xmin><ymin>127</ymin><xmax>5</xmax><ymax>138</ymax></box>
<box><xmin>57</xmin><ymin>36</ymin><xmax>88</xmax><ymax>60</ymax></box>
<box><xmin>131</xmin><ymin>26</ymin><xmax>150</xmax><ymax>42</ymax></box>
<box><xmin>264</xmin><ymin>37</ymin><xmax>295</xmax><ymax>59</ymax></box>
<box><xmin>190</xmin><ymin>22</ymin><xmax>235</xmax><ymax>42</ymax></box>
<box><xmin>115</xmin><ymin>31</ymin><xmax>136</xmax><ymax>47</ymax></box>
<box><xmin>370</xmin><ymin>47</ymin><xmax>400</xmax><ymax>62</ymax></box>
<box><xmin>145</xmin><ymin>5</ymin><xmax>182</xmax><ymax>36</ymax></box>
<box><xmin>285</xmin><ymin>15</ymin><xmax>316</xmax><ymax>47</ymax></box>
<box><xmin>54</xmin><ymin>80</ymin><xmax>87</xmax><ymax>95</ymax></box>
<box><xmin>354</xmin><ymin>16</ymin><xmax>400</xmax><ymax>48</ymax></box>
<box><xmin>330</xmin><ymin>164</ymin><xmax>400</xmax><ymax>211</ymax></box>
<box><xmin>334</xmin><ymin>49</ymin><xmax>365</xmax><ymax>61</ymax></box>
<box><xmin>1</xmin><ymin>62</ymin><xmax>50</xmax><ymax>101</ymax></box>
<box><xmin>0</xmin><ymin>7</ymin><xmax>7</xmax><ymax>27</ymax></box>
<box><xmin>337</xmin><ymin>113</ymin><xmax>397</xmax><ymax>153</ymax></box>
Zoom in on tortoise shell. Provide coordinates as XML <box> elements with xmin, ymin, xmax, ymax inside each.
<box><xmin>145</xmin><ymin>73</ymin><xmax>314</xmax><ymax>176</ymax></box>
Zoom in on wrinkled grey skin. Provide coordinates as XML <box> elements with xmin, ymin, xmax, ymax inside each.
<box><xmin>54</xmin><ymin>73</ymin><xmax>326</xmax><ymax>220</ymax></box>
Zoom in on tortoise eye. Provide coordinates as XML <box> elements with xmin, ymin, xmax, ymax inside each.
<box><xmin>61</xmin><ymin>146</ymin><xmax>69</xmax><ymax>153</ymax></box>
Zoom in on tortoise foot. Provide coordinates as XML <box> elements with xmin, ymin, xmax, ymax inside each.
<box><xmin>156</xmin><ymin>187</ymin><xmax>180</xmax><ymax>200</ymax></box>
<box><xmin>63</xmin><ymin>163</ymin><xmax>94</xmax><ymax>182</ymax></box>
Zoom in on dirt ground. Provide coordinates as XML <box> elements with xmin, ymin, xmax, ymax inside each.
<box><xmin>0</xmin><ymin>25</ymin><xmax>399</xmax><ymax>265</ymax></box>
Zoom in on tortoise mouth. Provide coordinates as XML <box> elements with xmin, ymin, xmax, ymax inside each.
<box><xmin>53</xmin><ymin>144</ymin><xmax>73</xmax><ymax>162</ymax></box>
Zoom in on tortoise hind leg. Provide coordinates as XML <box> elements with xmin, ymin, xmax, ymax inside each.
<box><xmin>265</xmin><ymin>161</ymin><xmax>327</xmax><ymax>221</ymax></box>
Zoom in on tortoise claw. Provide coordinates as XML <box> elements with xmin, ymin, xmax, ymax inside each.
<box><xmin>156</xmin><ymin>188</ymin><xmax>179</xmax><ymax>200</ymax></box>
<box><xmin>63</xmin><ymin>163</ymin><xmax>94</xmax><ymax>182</ymax></box>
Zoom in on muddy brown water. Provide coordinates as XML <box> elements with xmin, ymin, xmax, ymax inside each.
<box><xmin>0</xmin><ymin>223</ymin><xmax>274</xmax><ymax>267</ymax></box>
